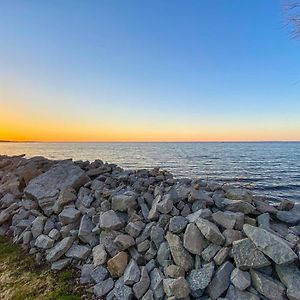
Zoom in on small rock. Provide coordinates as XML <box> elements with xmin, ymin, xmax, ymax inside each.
<box><xmin>111</xmin><ymin>191</ymin><xmax>137</xmax><ymax>212</ymax></box>
<box><xmin>65</xmin><ymin>244</ymin><xmax>91</xmax><ymax>260</ymax></box>
<box><xmin>133</xmin><ymin>266</ymin><xmax>150</xmax><ymax>298</ymax></box>
<box><xmin>94</xmin><ymin>278</ymin><xmax>114</xmax><ymax>297</ymax></box>
<box><xmin>90</xmin><ymin>265</ymin><xmax>108</xmax><ymax>283</ymax></box>
<box><xmin>202</xmin><ymin>243</ymin><xmax>221</xmax><ymax>262</ymax></box>
<box><xmin>124</xmin><ymin>259</ymin><xmax>140</xmax><ymax>285</ymax></box>
<box><xmin>34</xmin><ymin>234</ymin><xmax>54</xmax><ymax>249</ymax></box>
<box><xmin>58</xmin><ymin>207</ymin><xmax>81</xmax><ymax>224</ymax></box>
<box><xmin>163</xmin><ymin>277</ymin><xmax>190</xmax><ymax>298</ymax></box>
<box><xmin>183</xmin><ymin>223</ymin><xmax>204</xmax><ymax>255</ymax></box>
<box><xmin>93</xmin><ymin>244</ymin><xmax>107</xmax><ymax>266</ymax></box>
<box><xmin>114</xmin><ymin>234</ymin><xmax>135</xmax><ymax>251</ymax></box>
<box><xmin>169</xmin><ymin>216</ymin><xmax>188</xmax><ymax>233</ymax></box>
<box><xmin>114</xmin><ymin>284</ymin><xmax>133</xmax><ymax>300</ymax></box>
<box><xmin>107</xmin><ymin>251</ymin><xmax>128</xmax><ymax>278</ymax></box>
<box><xmin>46</xmin><ymin>236</ymin><xmax>74</xmax><ymax>262</ymax></box>
<box><xmin>99</xmin><ymin>210</ymin><xmax>123</xmax><ymax>230</ymax></box>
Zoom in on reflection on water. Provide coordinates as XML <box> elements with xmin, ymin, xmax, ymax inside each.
<box><xmin>0</xmin><ymin>142</ymin><xmax>300</xmax><ymax>202</ymax></box>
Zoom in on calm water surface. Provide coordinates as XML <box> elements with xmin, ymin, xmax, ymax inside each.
<box><xmin>0</xmin><ymin>142</ymin><xmax>299</xmax><ymax>202</ymax></box>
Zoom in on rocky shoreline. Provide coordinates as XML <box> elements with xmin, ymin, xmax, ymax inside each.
<box><xmin>0</xmin><ymin>154</ymin><xmax>300</xmax><ymax>300</ymax></box>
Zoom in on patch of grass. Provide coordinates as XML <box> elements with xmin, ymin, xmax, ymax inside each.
<box><xmin>0</xmin><ymin>237</ymin><xmax>81</xmax><ymax>300</ymax></box>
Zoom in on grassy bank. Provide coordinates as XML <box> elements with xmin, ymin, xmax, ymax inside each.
<box><xmin>0</xmin><ymin>237</ymin><xmax>81</xmax><ymax>300</ymax></box>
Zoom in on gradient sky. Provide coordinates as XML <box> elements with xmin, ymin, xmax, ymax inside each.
<box><xmin>0</xmin><ymin>0</ymin><xmax>300</xmax><ymax>142</ymax></box>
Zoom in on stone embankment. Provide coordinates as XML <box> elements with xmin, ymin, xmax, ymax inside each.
<box><xmin>0</xmin><ymin>154</ymin><xmax>300</xmax><ymax>300</ymax></box>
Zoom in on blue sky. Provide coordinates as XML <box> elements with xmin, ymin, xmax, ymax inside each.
<box><xmin>0</xmin><ymin>0</ymin><xmax>300</xmax><ymax>141</ymax></box>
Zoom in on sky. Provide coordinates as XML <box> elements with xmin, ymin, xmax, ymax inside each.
<box><xmin>0</xmin><ymin>0</ymin><xmax>300</xmax><ymax>142</ymax></box>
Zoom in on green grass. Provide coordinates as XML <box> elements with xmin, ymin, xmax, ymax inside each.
<box><xmin>0</xmin><ymin>237</ymin><xmax>82</xmax><ymax>300</ymax></box>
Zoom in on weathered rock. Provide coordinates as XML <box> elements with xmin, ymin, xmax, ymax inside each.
<box><xmin>223</xmin><ymin>228</ymin><xmax>243</xmax><ymax>245</ymax></box>
<box><xmin>114</xmin><ymin>234</ymin><xmax>135</xmax><ymax>251</ymax></box>
<box><xmin>232</xmin><ymin>238</ymin><xmax>270</xmax><ymax>269</ymax></box>
<box><xmin>133</xmin><ymin>266</ymin><xmax>150</xmax><ymax>298</ymax></box>
<box><xmin>212</xmin><ymin>211</ymin><xmax>243</xmax><ymax>229</ymax></box>
<box><xmin>157</xmin><ymin>241</ymin><xmax>171</xmax><ymax>267</ymax></box>
<box><xmin>223</xmin><ymin>199</ymin><xmax>256</xmax><ymax>214</ymax></box>
<box><xmin>207</xmin><ymin>261</ymin><xmax>234</xmax><ymax>300</ymax></box>
<box><xmin>276</xmin><ymin>263</ymin><xmax>300</xmax><ymax>300</ymax></box>
<box><xmin>225</xmin><ymin>187</ymin><xmax>252</xmax><ymax>201</ymax></box>
<box><xmin>125</xmin><ymin>221</ymin><xmax>145</xmax><ymax>238</ymax></box>
<box><xmin>230</xmin><ymin>268</ymin><xmax>251</xmax><ymax>290</ymax></box>
<box><xmin>46</xmin><ymin>236</ymin><xmax>74</xmax><ymax>262</ymax></box>
<box><xmin>165</xmin><ymin>231</ymin><xmax>194</xmax><ymax>271</ymax></box>
<box><xmin>183</xmin><ymin>223</ymin><xmax>204</xmax><ymax>255</ymax></box>
<box><xmin>156</xmin><ymin>194</ymin><xmax>174</xmax><ymax>214</ymax></box>
<box><xmin>111</xmin><ymin>191</ymin><xmax>137</xmax><ymax>212</ymax></box>
<box><xmin>196</xmin><ymin>217</ymin><xmax>225</xmax><ymax>245</ymax></box>
<box><xmin>99</xmin><ymin>210</ymin><xmax>123</xmax><ymax>230</ymax></box>
<box><xmin>250</xmin><ymin>269</ymin><xmax>285</xmax><ymax>300</ymax></box>
<box><xmin>214</xmin><ymin>246</ymin><xmax>230</xmax><ymax>265</ymax></box>
<box><xmin>150</xmin><ymin>268</ymin><xmax>165</xmax><ymax>300</ymax></box>
<box><xmin>107</xmin><ymin>251</ymin><xmax>128</xmax><ymax>278</ymax></box>
<box><xmin>0</xmin><ymin>203</ymin><xmax>19</xmax><ymax>225</ymax></box>
<box><xmin>80</xmin><ymin>264</ymin><xmax>94</xmax><ymax>284</ymax></box>
<box><xmin>169</xmin><ymin>216</ymin><xmax>188</xmax><ymax>233</ymax></box>
<box><xmin>142</xmin><ymin>290</ymin><xmax>154</xmax><ymax>300</ymax></box>
<box><xmin>186</xmin><ymin>208</ymin><xmax>212</xmax><ymax>223</ymax></box>
<box><xmin>277</xmin><ymin>203</ymin><xmax>300</xmax><ymax>224</ymax></box>
<box><xmin>34</xmin><ymin>234</ymin><xmax>54</xmax><ymax>249</ymax></box>
<box><xmin>78</xmin><ymin>215</ymin><xmax>98</xmax><ymax>246</ymax></box>
<box><xmin>51</xmin><ymin>258</ymin><xmax>71</xmax><ymax>271</ymax></box>
<box><xmin>94</xmin><ymin>278</ymin><xmax>114</xmax><ymax>297</ymax></box>
<box><xmin>124</xmin><ymin>259</ymin><xmax>140</xmax><ymax>285</ymax></box>
<box><xmin>188</xmin><ymin>262</ymin><xmax>215</xmax><ymax>293</ymax></box>
<box><xmin>25</xmin><ymin>161</ymin><xmax>88</xmax><ymax>215</ymax></box>
<box><xmin>163</xmin><ymin>277</ymin><xmax>190</xmax><ymax>298</ymax></box>
<box><xmin>243</xmin><ymin>224</ymin><xmax>297</xmax><ymax>264</ymax></box>
<box><xmin>202</xmin><ymin>243</ymin><xmax>221</xmax><ymax>262</ymax></box>
<box><xmin>59</xmin><ymin>207</ymin><xmax>81</xmax><ymax>224</ymax></box>
<box><xmin>90</xmin><ymin>265</ymin><xmax>108</xmax><ymax>283</ymax></box>
<box><xmin>65</xmin><ymin>244</ymin><xmax>91</xmax><ymax>260</ymax></box>
<box><xmin>165</xmin><ymin>264</ymin><xmax>185</xmax><ymax>278</ymax></box>
<box><xmin>226</xmin><ymin>284</ymin><xmax>260</xmax><ymax>300</ymax></box>
<box><xmin>150</xmin><ymin>225</ymin><xmax>165</xmax><ymax>249</ymax></box>
<box><xmin>31</xmin><ymin>215</ymin><xmax>47</xmax><ymax>238</ymax></box>
<box><xmin>93</xmin><ymin>244</ymin><xmax>107</xmax><ymax>266</ymax></box>
<box><xmin>114</xmin><ymin>284</ymin><xmax>133</xmax><ymax>300</ymax></box>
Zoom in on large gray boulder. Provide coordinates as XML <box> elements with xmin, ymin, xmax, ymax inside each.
<box><xmin>276</xmin><ymin>263</ymin><xmax>300</xmax><ymax>300</ymax></box>
<box><xmin>251</xmin><ymin>269</ymin><xmax>286</xmax><ymax>300</ymax></box>
<box><xmin>243</xmin><ymin>224</ymin><xmax>297</xmax><ymax>264</ymax></box>
<box><xmin>25</xmin><ymin>161</ymin><xmax>88</xmax><ymax>215</ymax></box>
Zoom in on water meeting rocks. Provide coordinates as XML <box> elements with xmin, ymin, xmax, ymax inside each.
<box><xmin>1</xmin><ymin>154</ymin><xmax>300</xmax><ymax>299</ymax></box>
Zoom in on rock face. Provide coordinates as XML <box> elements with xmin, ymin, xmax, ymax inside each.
<box><xmin>25</xmin><ymin>161</ymin><xmax>87</xmax><ymax>215</ymax></box>
<box><xmin>1</xmin><ymin>155</ymin><xmax>299</xmax><ymax>300</ymax></box>
<box><xmin>243</xmin><ymin>224</ymin><xmax>297</xmax><ymax>264</ymax></box>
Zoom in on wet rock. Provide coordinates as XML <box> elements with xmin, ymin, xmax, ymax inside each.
<box><xmin>251</xmin><ymin>269</ymin><xmax>285</xmax><ymax>300</ymax></box>
<box><xmin>107</xmin><ymin>251</ymin><xmax>128</xmax><ymax>278</ymax></box>
<box><xmin>232</xmin><ymin>238</ymin><xmax>270</xmax><ymax>269</ymax></box>
<box><xmin>196</xmin><ymin>217</ymin><xmax>225</xmax><ymax>245</ymax></box>
<box><xmin>165</xmin><ymin>231</ymin><xmax>194</xmax><ymax>271</ymax></box>
<box><xmin>244</xmin><ymin>224</ymin><xmax>297</xmax><ymax>264</ymax></box>
<box><xmin>207</xmin><ymin>261</ymin><xmax>234</xmax><ymax>300</ymax></box>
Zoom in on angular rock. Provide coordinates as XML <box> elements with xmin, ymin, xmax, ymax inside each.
<box><xmin>125</xmin><ymin>221</ymin><xmax>145</xmax><ymax>238</ymax></box>
<box><xmin>169</xmin><ymin>216</ymin><xmax>188</xmax><ymax>233</ymax></box>
<box><xmin>230</xmin><ymin>268</ymin><xmax>251</xmax><ymax>290</ymax></box>
<box><xmin>24</xmin><ymin>161</ymin><xmax>87</xmax><ymax>215</ymax></box>
<box><xmin>59</xmin><ymin>207</ymin><xmax>81</xmax><ymax>224</ymax></box>
<box><xmin>65</xmin><ymin>244</ymin><xmax>91</xmax><ymax>260</ymax></box>
<box><xmin>188</xmin><ymin>262</ymin><xmax>215</xmax><ymax>293</ymax></box>
<box><xmin>107</xmin><ymin>251</ymin><xmax>128</xmax><ymax>278</ymax></box>
<box><xmin>165</xmin><ymin>264</ymin><xmax>185</xmax><ymax>278</ymax></box>
<box><xmin>156</xmin><ymin>194</ymin><xmax>174</xmax><ymax>214</ymax></box>
<box><xmin>243</xmin><ymin>224</ymin><xmax>297</xmax><ymax>264</ymax></box>
<box><xmin>202</xmin><ymin>243</ymin><xmax>221</xmax><ymax>262</ymax></box>
<box><xmin>186</xmin><ymin>208</ymin><xmax>212</xmax><ymax>223</ymax></box>
<box><xmin>165</xmin><ymin>231</ymin><xmax>194</xmax><ymax>271</ymax></box>
<box><xmin>124</xmin><ymin>259</ymin><xmax>140</xmax><ymax>285</ymax></box>
<box><xmin>51</xmin><ymin>258</ymin><xmax>71</xmax><ymax>271</ymax></box>
<box><xmin>78</xmin><ymin>215</ymin><xmax>98</xmax><ymax>246</ymax></box>
<box><xmin>163</xmin><ymin>277</ymin><xmax>190</xmax><ymax>298</ymax></box>
<box><xmin>0</xmin><ymin>203</ymin><xmax>19</xmax><ymax>225</ymax></box>
<box><xmin>150</xmin><ymin>268</ymin><xmax>165</xmax><ymax>300</ymax></box>
<box><xmin>34</xmin><ymin>234</ymin><xmax>54</xmax><ymax>249</ymax></box>
<box><xmin>93</xmin><ymin>244</ymin><xmax>107</xmax><ymax>266</ymax></box>
<box><xmin>276</xmin><ymin>263</ymin><xmax>300</xmax><ymax>300</ymax></box>
<box><xmin>214</xmin><ymin>247</ymin><xmax>230</xmax><ymax>265</ymax></box>
<box><xmin>94</xmin><ymin>278</ymin><xmax>114</xmax><ymax>297</ymax></box>
<box><xmin>157</xmin><ymin>241</ymin><xmax>171</xmax><ymax>267</ymax></box>
<box><xmin>207</xmin><ymin>261</ymin><xmax>234</xmax><ymax>300</ymax></box>
<box><xmin>183</xmin><ymin>223</ymin><xmax>204</xmax><ymax>255</ymax></box>
<box><xmin>251</xmin><ymin>269</ymin><xmax>285</xmax><ymax>300</ymax></box>
<box><xmin>90</xmin><ymin>265</ymin><xmax>108</xmax><ymax>283</ymax></box>
<box><xmin>232</xmin><ymin>238</ymin><xmax>270</xmax><ymax>269</ymax></box>
<box><xmin>223</xmin><ymin>198</ymin><xmax>256</xmax><ymax>215</ymax></box>
<box><xmin>111</xmin><ymin>191</ymin><xmax>137</xmax><ymax>212</ymax></box>
<box><xmin>114</xmin><ymin>284</ymin><xmax>133</xmax><ymax>300</ymax></box>
<box><xmin>133</xmin><ymin>266</ymin><xmax>150</xmax><ymax>298</ymax></box>
<box><xmin>114</xmin><ymin>234</ymin><xmax>135</xmax><ymax>251</ymax></box>
<box><xmin>150</xmin><ymin>225</ymin><xmax>165</xmax><ymax>249</ymax></box>
<box><xmin>46</xmin><ymin>236</ymin><xmax>74</xmax><ymax>262</ymax></box>
<box><xmin>226</xmin><ymin>284</ymin><xmax>260</xmax><ymax>300</ymax></box>
<box><xmin>99</xmin><ymin>210</ymin><xmax>123</xmax><ymax>230</ymax></box>
<box><xmin>196</xmin><ymin>217</ymin><xmax>225</xmax><ymax>245</ymax></box>
<box><xmin>31</xmin><ymin>216</ymin><xmax>47</xmax><ymax>238</ymax></box>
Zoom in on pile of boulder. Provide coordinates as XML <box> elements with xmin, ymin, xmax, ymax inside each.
<box><xmin>0</xmin><ymin>154</ymin><xmax>300</xmax><ymax>300</ymax></box>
